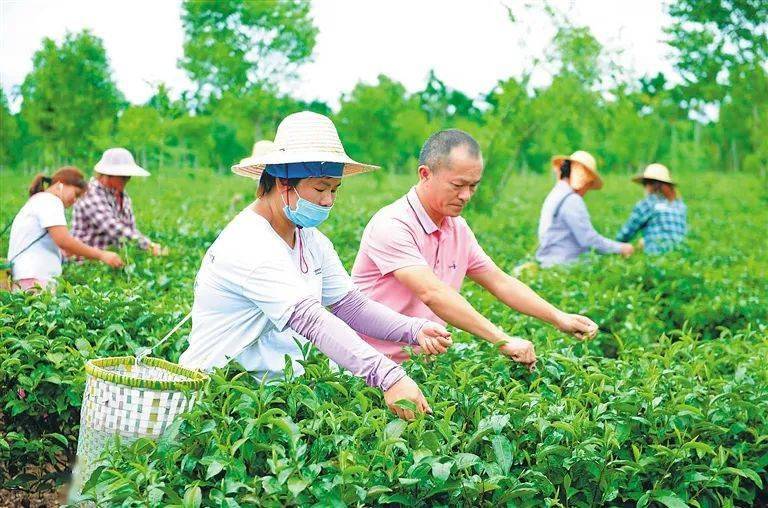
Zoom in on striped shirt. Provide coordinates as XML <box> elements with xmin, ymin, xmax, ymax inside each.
<box><xmin>616</xmin><ymin>194</ymin><xmax>687</xmax><ymax>254</ymax></box>
<box><xmin>71</xmin><ymin>179</ymin><xmax>150</xmax><ymax>250</ymax></box>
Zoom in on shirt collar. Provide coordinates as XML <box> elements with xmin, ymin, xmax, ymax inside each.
<box><xmin>90</xmin><ymin>178</ymin><xmax>110</xmax><ymax>193</ymax></box>
<box><xmin>405</xmin><ymin>187</ymin><xmax>440</xmax><ymax>235</ymax></box>
<box><xmin>90</xmin><ymin>177</ymin><xmax>125</xmax><ymax>198</ymax></box>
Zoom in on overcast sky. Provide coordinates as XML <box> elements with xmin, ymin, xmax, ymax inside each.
<box><xmin>1</xmin><ymin>0</ymin><xmax>677</xmax><ymax>111</ymax></box>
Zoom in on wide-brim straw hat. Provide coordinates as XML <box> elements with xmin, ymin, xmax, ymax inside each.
<box><xmin>231</xmin><ymin>111</ymin><xmax>379</xmax><ymax>180</ymax></box>
<box><xmin>551</xmin><ymin>150</ymin><xmax>603</xmax><ymax>190</ymax></box>
<box><xmin>632</xmin><ymin>163</ymin><xmax>675</xmax><ymax>185</ymax></box>
<box><xmin>231</xmin><ymin>140</ymin><xmax>276</xmax><ymax>179</ymax></box>
<box><xmin>94</xmin><ymin>147</ymin><xmax>150</xmax><ymax>177</ymax></box>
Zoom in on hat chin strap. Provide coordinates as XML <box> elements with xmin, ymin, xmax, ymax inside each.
<box><xmin>276</xmin><ymin>186</ymin><xmax>309</xmax><ymax>273</ymax></box>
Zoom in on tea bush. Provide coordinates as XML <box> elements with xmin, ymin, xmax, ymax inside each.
<box><xmin>1</xmin><ymin>170</ymin><xmax>766</xmax><ymax>506</ymax></box>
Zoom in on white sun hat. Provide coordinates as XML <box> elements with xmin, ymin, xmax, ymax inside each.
<box><xmin>94</xmin><ymin>148</ymin><xmax>150</xmax><ymax>177</ymax></box>
<box><xmin>632</xmin><ymin>163</ymin><xmax>675</xmax><ymax>185</ymax></box>
<box><xmin>231</xmin><ymin>111</ymin><xmax>379</xmax><ymax>180</ymax></box>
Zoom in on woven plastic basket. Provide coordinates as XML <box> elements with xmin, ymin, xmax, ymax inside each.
<box><xmin>69</xmin><ymin>356</ymin><xmax>208</xmax><ymax>502</ymax></box>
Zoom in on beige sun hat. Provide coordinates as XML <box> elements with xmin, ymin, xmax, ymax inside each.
<box><xmin>94</xmin><ymin>148</ymin><xmax>150</xmax><ymax>177</ymax></box>
<box><xmin>231</xmin><ymin>111</ymin><xmax>379</xmax><ymax>180</ymax></box>
<box><xmin>632</xmin><ymin>163</ymin><xmax>675</xmax><ymax>185</ymax></box>
<box><xmin>231</xmin><ymin>140</ymin><xmax>277</xmax><ymax>180</ymax></box>
<box><xmin>551</xmin><ymin>150</ymin><xmax>603</xmax><ymax>190</ymax></box>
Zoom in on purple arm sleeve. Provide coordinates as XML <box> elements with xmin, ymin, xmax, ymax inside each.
<box><xmin>329</xmin><ymin>289</ymin><xmax>426</xmax><ymax>345</ymax></box>
<box><xmin>287</xmin><ymin>297</ymin><xmax>407</xmax><ymax>391</ymax></box>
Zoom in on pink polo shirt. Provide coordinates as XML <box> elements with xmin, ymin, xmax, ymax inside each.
<box><xmin>351</xmin><ymin>187</ymin><xmax>494</xmax><ymax>362</ymax></box>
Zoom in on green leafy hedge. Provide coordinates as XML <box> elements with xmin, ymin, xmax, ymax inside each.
<box><xmin>1</xmin><ymin>171</ymin><xmax>766</xmax><ymax>507</ymax></box>
<box><xmin>78</xmin><ymin>328</ymin><xmax>768</xmax><ymax>507</ymax></box>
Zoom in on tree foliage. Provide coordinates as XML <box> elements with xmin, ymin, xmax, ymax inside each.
<box><xmin>18</xmin><ymin>31</ymin><xmax>123</xmax><ymax>167</ymax></box>
<box><xmin>180</xmin><ymin>0</ymin><xmax>318</xmax><ymax>99</ymax></box>
<box><xmin>665</xmin><ymin>0</ymin><xmax>768</xmax><ymax>104</ymax></box>
<box><xmin>2</xmin><ymin>2</ymin><xmax>766</xmax><ymax>179</ymax></box>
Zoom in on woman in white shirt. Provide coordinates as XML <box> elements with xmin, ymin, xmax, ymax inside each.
<box><xmin>179</xmin><ymin>112</ymin><xmax>453</xmax><ymax>420</ymax></box>
<box><xmin>6</xmin><ymin>167</ymin><xmax>124</xmax><ymax>291</ymax></box>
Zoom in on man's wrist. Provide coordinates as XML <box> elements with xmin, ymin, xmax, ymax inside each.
<box><xmin>548</xmin><ymin>308</ymin><xmax>565</xmax><ymax>328</ymax></box>
<box><xmin>484</xmin><ymin>328</ymin><xmax>509</xmax><ymax>345</ymax></box>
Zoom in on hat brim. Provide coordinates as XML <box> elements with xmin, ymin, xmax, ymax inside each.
<box><xmin>551</xmin><ymin>155</ymin><xmax>568</xmax><ymax>169</ymax></box>
<box><xmin>94</xmin><ymin>163</ymin><xmax>150</xmax><ymax>177</ymax></box>
<box><xmin>232</xmin><ymin>150</ymin><xmax>379</xmax><ymax>180</ymax></box>
<box><xmin>632</xmin><ymin>175</ymin><xmax>675</xmax><ymax>185</ymax></box>
<box><xmin>550</xmin><ymin>155</ymin><xmax>603</xmax><ymax>190</ymax></box>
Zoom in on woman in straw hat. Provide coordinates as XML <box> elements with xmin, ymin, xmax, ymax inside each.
<box><xmin>616</xmin><ymin>163</ymin><xmax>687</xmax><ymax>254</ymax></box>
<box><xmin>70</xmin><ymin>147</ymin><xmax>167</xmax><ymax>257</ymax></box>
<box><xmin>4</xmin><ymin>167</ymin><xmax>123</xmax><ymax>291</ymax></box>
<box><xmin>179</xmin><ymin>111</ymin><xmax>452</xmax><ymax>420</ymax></box>
<box><xmin>536</xmin><ymin>150</ymin><xmax>634</xmax><ymax>267</ymax></box>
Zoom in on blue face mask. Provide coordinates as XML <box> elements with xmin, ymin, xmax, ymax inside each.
<box><xmin>283</xmin><ymin>189</ymin><xmax>332</xmax><ymax>228</ymax></box>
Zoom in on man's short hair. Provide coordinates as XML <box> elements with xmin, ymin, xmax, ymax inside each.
<box><xmin>418</xmin><ymin>129</ymin><xmax>481</xmax><ymax>171</ymax></box>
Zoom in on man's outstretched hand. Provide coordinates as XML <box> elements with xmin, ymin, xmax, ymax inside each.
<box><xmin>498</xmin><ymin>336</ymin><xmax>537</xmax><ymax>372</ymax></box>
<box><xmin>554</xmin><ymin>311</ymin><xmax>599</xmax><ymax>340</ymax></box>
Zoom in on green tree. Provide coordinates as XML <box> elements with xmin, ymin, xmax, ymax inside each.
<box><xmin>180</xmin><ymin>0</ymin><xmax>318</xmax><ymax>99</ymax></box>
<box><xmin>601</xmin><ymin>87</ymin><xmax>666</xmax><ymax>173</ymax></box>
<box><xmin>19</xmin><ymin>31</ymin><xmax>123</xmax><ymax>167</ymax></box>
<box><xmin>636</xmin><ymin>73</ymin><xmax>689</xmax><ymax>122</ymax></box>
<box><xmin>0</xmin><ymin>87</ymin><xmax>22</xmax><ymax>169</ymax></box>
<box><xmin>718</xmin><ymin>65</ymin><xmax>768</xmax><ymax>173</ymax></box>
<box><xmin>334</xmin><ymin>75</ymin><xmax>434</xmax><ymax>174</ymax></box>
<box><xmin>472</xmin><ymin>76</ymin><xmax>535</xmax><ymax>211</ymax></box>
<box><xmin>204</xmin><ymin>86</ymin><xmax>330</xmax><ymax>171</ymax></box>
<box><xmin>519</xmin><ymin>18</ymin><xmax>608</xmax><ymax>173</ymax></box>
<box><xmin>418</xmin><ymin>70</ymin><xmax>482</xmax><ymax>124</ymax></box>
<box><xmin>549</xmin><ymin>25</ymin><xmax>603</xmax><ymax>87</ymax></box>
<box><xmin>146</xmin><ymin>83</ymin><xmax>190</xmax><ymax>120</ymax></box>
<box><xmin>115</xmin><ymin>106</ymin><xmax>165</xmax><ymax>169</ymax></box>
<box><xmin>525</xmin><ymin>75</ymin><xmax>605</xmax><ymax>172</ymax></box>
<box><xmin>165</xmin><ymin>115</ymin><xmax>216</xmax><ymax>170</ymax></box>
<box><xmin>666</xmin><ymin>0</ymin><xmax>768</xmax><ymax>106</ymax></box>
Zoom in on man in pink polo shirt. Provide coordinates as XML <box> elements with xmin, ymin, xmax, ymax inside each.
<box><xmin>352</xmin><ymin>129</ymin><xmax>599</xmax><ymax>369</ymax></box>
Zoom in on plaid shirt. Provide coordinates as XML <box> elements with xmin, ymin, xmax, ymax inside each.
<box><xmin>616</xmin><ymin>194</ymin><xmax>687</xmax><ymax>254</ymax></box>
<box><xmin>71</xmin><ymin>179</ymin><xmax>150</xmax><ymax>250</ymax></box>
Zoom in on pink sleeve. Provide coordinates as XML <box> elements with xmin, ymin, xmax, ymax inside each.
<box><xmin>465</xmin><ymin>223</ymin><xmax>494</xmax><ymax>275</ymax></box>
<box><xmin>363</xmin><ymin>217</ymin><xmax>428</xmax><ymax>275</ymax></box>
<box><xmin>329</xmin><ymin>289</ymin><xmax>426</xmax><ymax>344</ymax></box>
<box><xmin>288</xmin><ymin>297</ymin><xmax>406</xmax><ymax>391</ymax></box>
